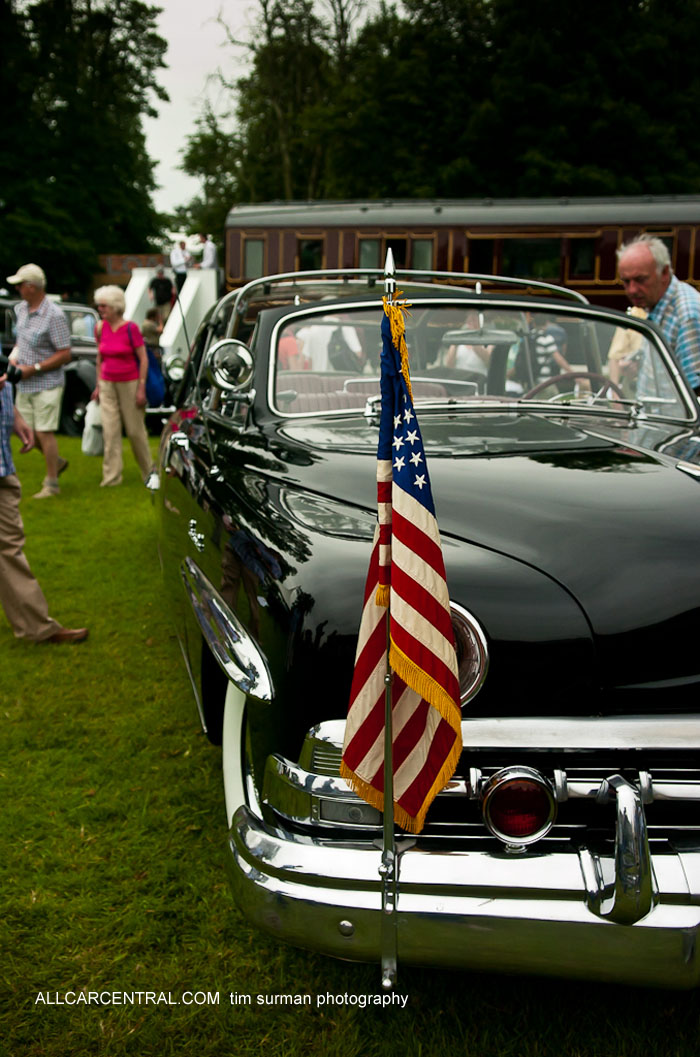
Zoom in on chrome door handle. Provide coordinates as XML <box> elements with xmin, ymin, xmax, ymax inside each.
<box><xmin>188</xmin><ymin>519</ymin><xmax>205</xmax><ymax>552</ymax></box>
<box><xmin>166</xmin><ymin>430</ymin><xmax>190</xmax><ymax>466</ymax></box>
<box><xmin>171</xmin><ymin>430</ymin><xmax>190</xmax><ymax>450</ymax></box>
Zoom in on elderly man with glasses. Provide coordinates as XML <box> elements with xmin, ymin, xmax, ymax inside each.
<box><xmin>617</xmin><ymin>234</ymin><xmax>700</xmax><ymax>396</ymax></box>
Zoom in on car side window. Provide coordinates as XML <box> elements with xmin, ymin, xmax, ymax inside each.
<box><xmin>179</xmin><ymin>320</ymin><xmax>214</xmax><ymax>404</ymax></box>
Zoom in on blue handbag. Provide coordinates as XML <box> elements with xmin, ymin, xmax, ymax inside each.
<box><xmin>127</xmin><ymin>322</ymin><xmax>165</xmax><ymax>406</ymax></box>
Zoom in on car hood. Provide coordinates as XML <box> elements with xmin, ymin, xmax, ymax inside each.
<box><xmin>275</xmin><ymin>412</ymin><xmax>700</xmax><ymax>699</ymax></box>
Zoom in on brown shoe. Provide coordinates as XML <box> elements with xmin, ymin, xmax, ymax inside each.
<box><xmin>44</xmin><ymin>627</ymin><xmax>89</xmax><ymax>645</ymax></box>
<box><xmin>57</xmin><ymin>457</ymin><xmax>69</xmax><ymax>476</ymax></box>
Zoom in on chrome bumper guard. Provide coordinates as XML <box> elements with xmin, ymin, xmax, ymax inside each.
<box><xmin>227</xmin><ymin>715</ymin><xmax>700</xmax><ymax>987</ymax></box>
<box><xmin>227</xmin><ymin>801</ymin><xmax>700</xmax><ymax>988</ymax></box>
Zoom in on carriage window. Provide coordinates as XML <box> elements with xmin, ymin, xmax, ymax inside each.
<box><xmin>468</xmin><ymin>239</ymin><xmax>495</xmax><ymax>274</ymax></box>
<box><xmin>359</xmin><ymin>239</ymin><xmax>380</xmax><ymax>268</ymax></box>
<box><xmin>502</xmin><ymin>238</ymin><xmax>561</xmax><ymax>280</ymax></box>
<box><xmin>644</xmin><ymin>231</ymin><xmax>674</xmax><ymax>260</ymax></box>
<box><xmin>569</xmin><ymin>239</ymin><xmax>596</xmax><ymax>279</ymax></box>
<box><xmin>359</xmin><ymin>238</ymin><xmax>407</xmax><ymax>269</ymax></box>
<box><xmin>244</xmin><ymin>239</ymin><xmax>264</xmax><ymax>278</ymax></box>
<box><xmin>386</xmin><ymin>238</ymin><xmax>407</xmax><ymax>268</ymax></box>
<box><xmin>359</xmin><ymin>240</ymin><xmax>380</xmax><ymax>268</ymax></box>
<box><xmin>298</xmin><ymin>239</ymin><xmax>323</xmax><ymax>271</ymax></box>
<box><xmin>412</xmin><ymin>240</ymin><xmax>433</xmax><ymax>270</ymax></box>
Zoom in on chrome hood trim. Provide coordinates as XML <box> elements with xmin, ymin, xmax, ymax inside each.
<box><xmin>314</xmin><ymin>714</ymin><xmax>700</xmax><ymax>752</ymax></box>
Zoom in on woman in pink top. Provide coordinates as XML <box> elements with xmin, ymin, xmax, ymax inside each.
<box><xmin>92</xmin><ymin>285</ymin><xmax>154</xmax><ymax>486</ymax></box>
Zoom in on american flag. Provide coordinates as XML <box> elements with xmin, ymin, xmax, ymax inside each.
<box><xmin>340</xmin><ymin>299</ymin><xmax>462</xmax><ymax>835</ymax></box>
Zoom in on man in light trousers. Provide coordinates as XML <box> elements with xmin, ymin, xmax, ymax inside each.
<box><xmin>0</xmin><ymin>371</ymin><xmax>88</xmax><ymax>643</ymax></box>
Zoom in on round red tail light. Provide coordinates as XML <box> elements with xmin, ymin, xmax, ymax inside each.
<box><xmin>481</xmin><ymin>767</ymin><xmax>556</xmax><ymax>845</ymax></box>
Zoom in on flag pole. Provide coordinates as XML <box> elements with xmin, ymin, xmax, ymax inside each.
<box><xmin>380</xmin><ymin>248</ymin><xmax>398</xmax><ymax>992</ymax></box>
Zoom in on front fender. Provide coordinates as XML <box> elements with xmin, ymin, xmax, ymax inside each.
<box><xmin>66</xmin><ymin>357</ymin><xmax>96</xmax><ymax>389</ymax></box>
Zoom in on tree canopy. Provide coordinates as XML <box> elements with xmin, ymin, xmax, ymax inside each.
<box><xmin>179</xmin><ymin>0</ymin><xmax>700</xmax><ymax>234</ymax></box>
<box><xmin>0</xmin><ymin>0</ymin><xmax>167</xmax><ymax>294</ymax></box>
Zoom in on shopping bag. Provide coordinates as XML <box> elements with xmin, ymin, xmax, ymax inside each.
<box><xmin>81</xmin><ymin>398</ymin><xmax>103</xmax><ymax>456</ymax></box>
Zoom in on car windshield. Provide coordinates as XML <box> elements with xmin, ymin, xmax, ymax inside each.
<box><xmin>62</xmin><ymin>306</ymin><xmax>96</xmax><ymax>340</ymax></box>
<box><xmin>272</xmin><ymin>303</ymin><xmax>691</xmax><ymax>421</ymax></box>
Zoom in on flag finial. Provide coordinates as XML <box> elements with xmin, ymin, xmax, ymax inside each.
<box><xmin>384</xmin><ymin>248</ymin><xmax>396</xmax><ymax>302</ymax></box>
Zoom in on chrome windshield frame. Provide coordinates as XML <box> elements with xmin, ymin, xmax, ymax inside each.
<box><xmin>265</xmin><ymin>294</ymin><xmax>699</xmax><ymax>427</ymax></box>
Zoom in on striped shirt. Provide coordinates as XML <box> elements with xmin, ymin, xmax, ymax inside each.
<box><xmin>649</xmin><ymin>275</ymin><xmax>700</xmax><ymax>390</ymax></box>
<box><xmin>14</xmin><ymin>297</ymin><xmax>71</xmax><ymax>393</ymax></box>
<box><xmin>0</xmin><ymin>384</ymin><xmax>16</xmax><ymax>477</ymax></box>
<box><xmin>532</xmin><ymin>329</ymin><xmax>560</xmax><ymax>380</ymax></box>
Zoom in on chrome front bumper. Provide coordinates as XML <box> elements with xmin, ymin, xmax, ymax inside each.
<box><xmin>227</xmin><ymin>805</ymin><xmax>700</xmax><ymax>988</ymax></box>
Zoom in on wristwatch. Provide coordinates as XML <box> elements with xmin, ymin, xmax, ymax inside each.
<box><xmin>34</xmin><ymin>363</ymin><xmax>41</xmax><ymax>373</ymax></box>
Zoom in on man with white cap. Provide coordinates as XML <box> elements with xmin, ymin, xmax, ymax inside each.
<box><xmin>6</xmin><ymin>263</ymin><xmax>71</xmax><ymax>498</ymax></box>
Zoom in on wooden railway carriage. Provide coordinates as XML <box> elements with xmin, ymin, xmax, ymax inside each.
<box><xmin>224</xmin><ymin>196</ymin><xmax>700</xmax><ymax>308</ymax></box>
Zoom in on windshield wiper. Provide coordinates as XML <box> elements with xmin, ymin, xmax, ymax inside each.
<box><xmin>363</xmin><ymin>394</ymin><xmax>524</xmax><ymax>422</ymax></box>
<box><xmin>516</xmin><ymin>392</ymin><xmax>648</xmax><ymax>419</ymax></box>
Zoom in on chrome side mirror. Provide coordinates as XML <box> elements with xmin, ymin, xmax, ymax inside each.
<box><xmin>204</xmin><ymin>339</ymin><xmax>254</xmax><ymax>392</ymax></box>
<box><xmin>164</xmin><ymin>355</ymin><xmax>186</xmax><ymax>383</ymax></box>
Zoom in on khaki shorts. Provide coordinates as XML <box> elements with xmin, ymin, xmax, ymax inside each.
<box><xmin>15</xmin><ymin>386</ymin><xmax>64</xmax><ymax>432</ymax></box>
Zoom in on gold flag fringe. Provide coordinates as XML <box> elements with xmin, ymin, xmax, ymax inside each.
<box><xmin>383</xmin><ymin>296</ymin><xmax>413</xmax><ymax>402</ymax></box>
<box><xmin>375</xmin><ymin>584</ymin><xmax>390</xmax><ymax>607</ymax></box>
<box><xmin>339</xmin><ymin>635</ymin><xmax>462</xmax><ymax>835</ymax></box>
<box><xmin>340</xmin><ymin>760</ymin><xmax>387</xmax><ymax>817</ymax></box>
<box><xmin>340</xmin><ymin>723</ymin><xmax>462</xmax><ymax>836</ymax></box>
<box><xmin>389</xmin><ymin>639</ymin><xmax>461</xmax><ymax>732</ymax></box>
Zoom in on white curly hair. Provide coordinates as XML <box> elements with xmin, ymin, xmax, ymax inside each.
<box><xmin>93</xmin><ymin>285</ymin><xmax>126</xmax><ymax>314</ymax></box>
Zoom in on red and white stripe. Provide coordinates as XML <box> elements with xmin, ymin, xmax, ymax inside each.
<box><xmin>341</xmin><ymin>474</ymin><xmax>462</xmax><ymax>834</ymax></box>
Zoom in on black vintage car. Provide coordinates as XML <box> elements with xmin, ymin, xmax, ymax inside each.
<box><xmin>156</xmin><ymin>268</ymin><xmax>700</xmax><ymax>988</ymax></box>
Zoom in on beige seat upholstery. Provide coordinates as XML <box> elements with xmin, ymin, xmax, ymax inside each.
<box><xmin>343</xmin><ymin>378</ymin><xmax>447</xmax><ymax>399</ymax></box>
<box><xmin>277</xmin><ymin>372</ymin><xmax>349</xmax><ymax>394</ymax></box>
<box><xmin>289</xmin><ymin>391</ymin><xmax>363</xmax><ymax>413</ymax></box>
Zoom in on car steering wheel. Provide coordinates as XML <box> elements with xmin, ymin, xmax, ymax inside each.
<box><xmin>523</xmin><ymin>371</ymin><xmax>625</xmax><ymax>401</ymax></box>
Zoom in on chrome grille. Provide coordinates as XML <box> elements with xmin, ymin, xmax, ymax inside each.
<box><xmin>310</xmin><ymin>743</ymin><xmax>343</xmax><ymax>776</ymax></box>
<box><xmin>281</xmin><ymin>718</ymin><xmax>700</xmax><ymax>838</ymax></box>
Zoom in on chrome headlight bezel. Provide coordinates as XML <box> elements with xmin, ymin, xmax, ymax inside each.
<box><xmin>450</xmin><ymin>602</ymin><xmax>489</xmax><ymax>707</ymax></box>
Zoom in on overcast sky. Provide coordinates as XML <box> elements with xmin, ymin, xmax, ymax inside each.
<box><xmin>143</xmin><ymin>0</ymin><xmax>255</xmax><ymax>215</ymax></box>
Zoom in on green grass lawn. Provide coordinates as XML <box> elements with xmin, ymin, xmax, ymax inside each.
<box><xmin>2</xmin><ymin>436</ymin><xmax>700</xmax><ymax>1056</ymax></box>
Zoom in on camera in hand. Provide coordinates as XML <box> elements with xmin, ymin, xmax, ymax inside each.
<box><xmin>0</xmin><ymin>352</ymin><xmax>22</xmax><ymax>385</ymax></box>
